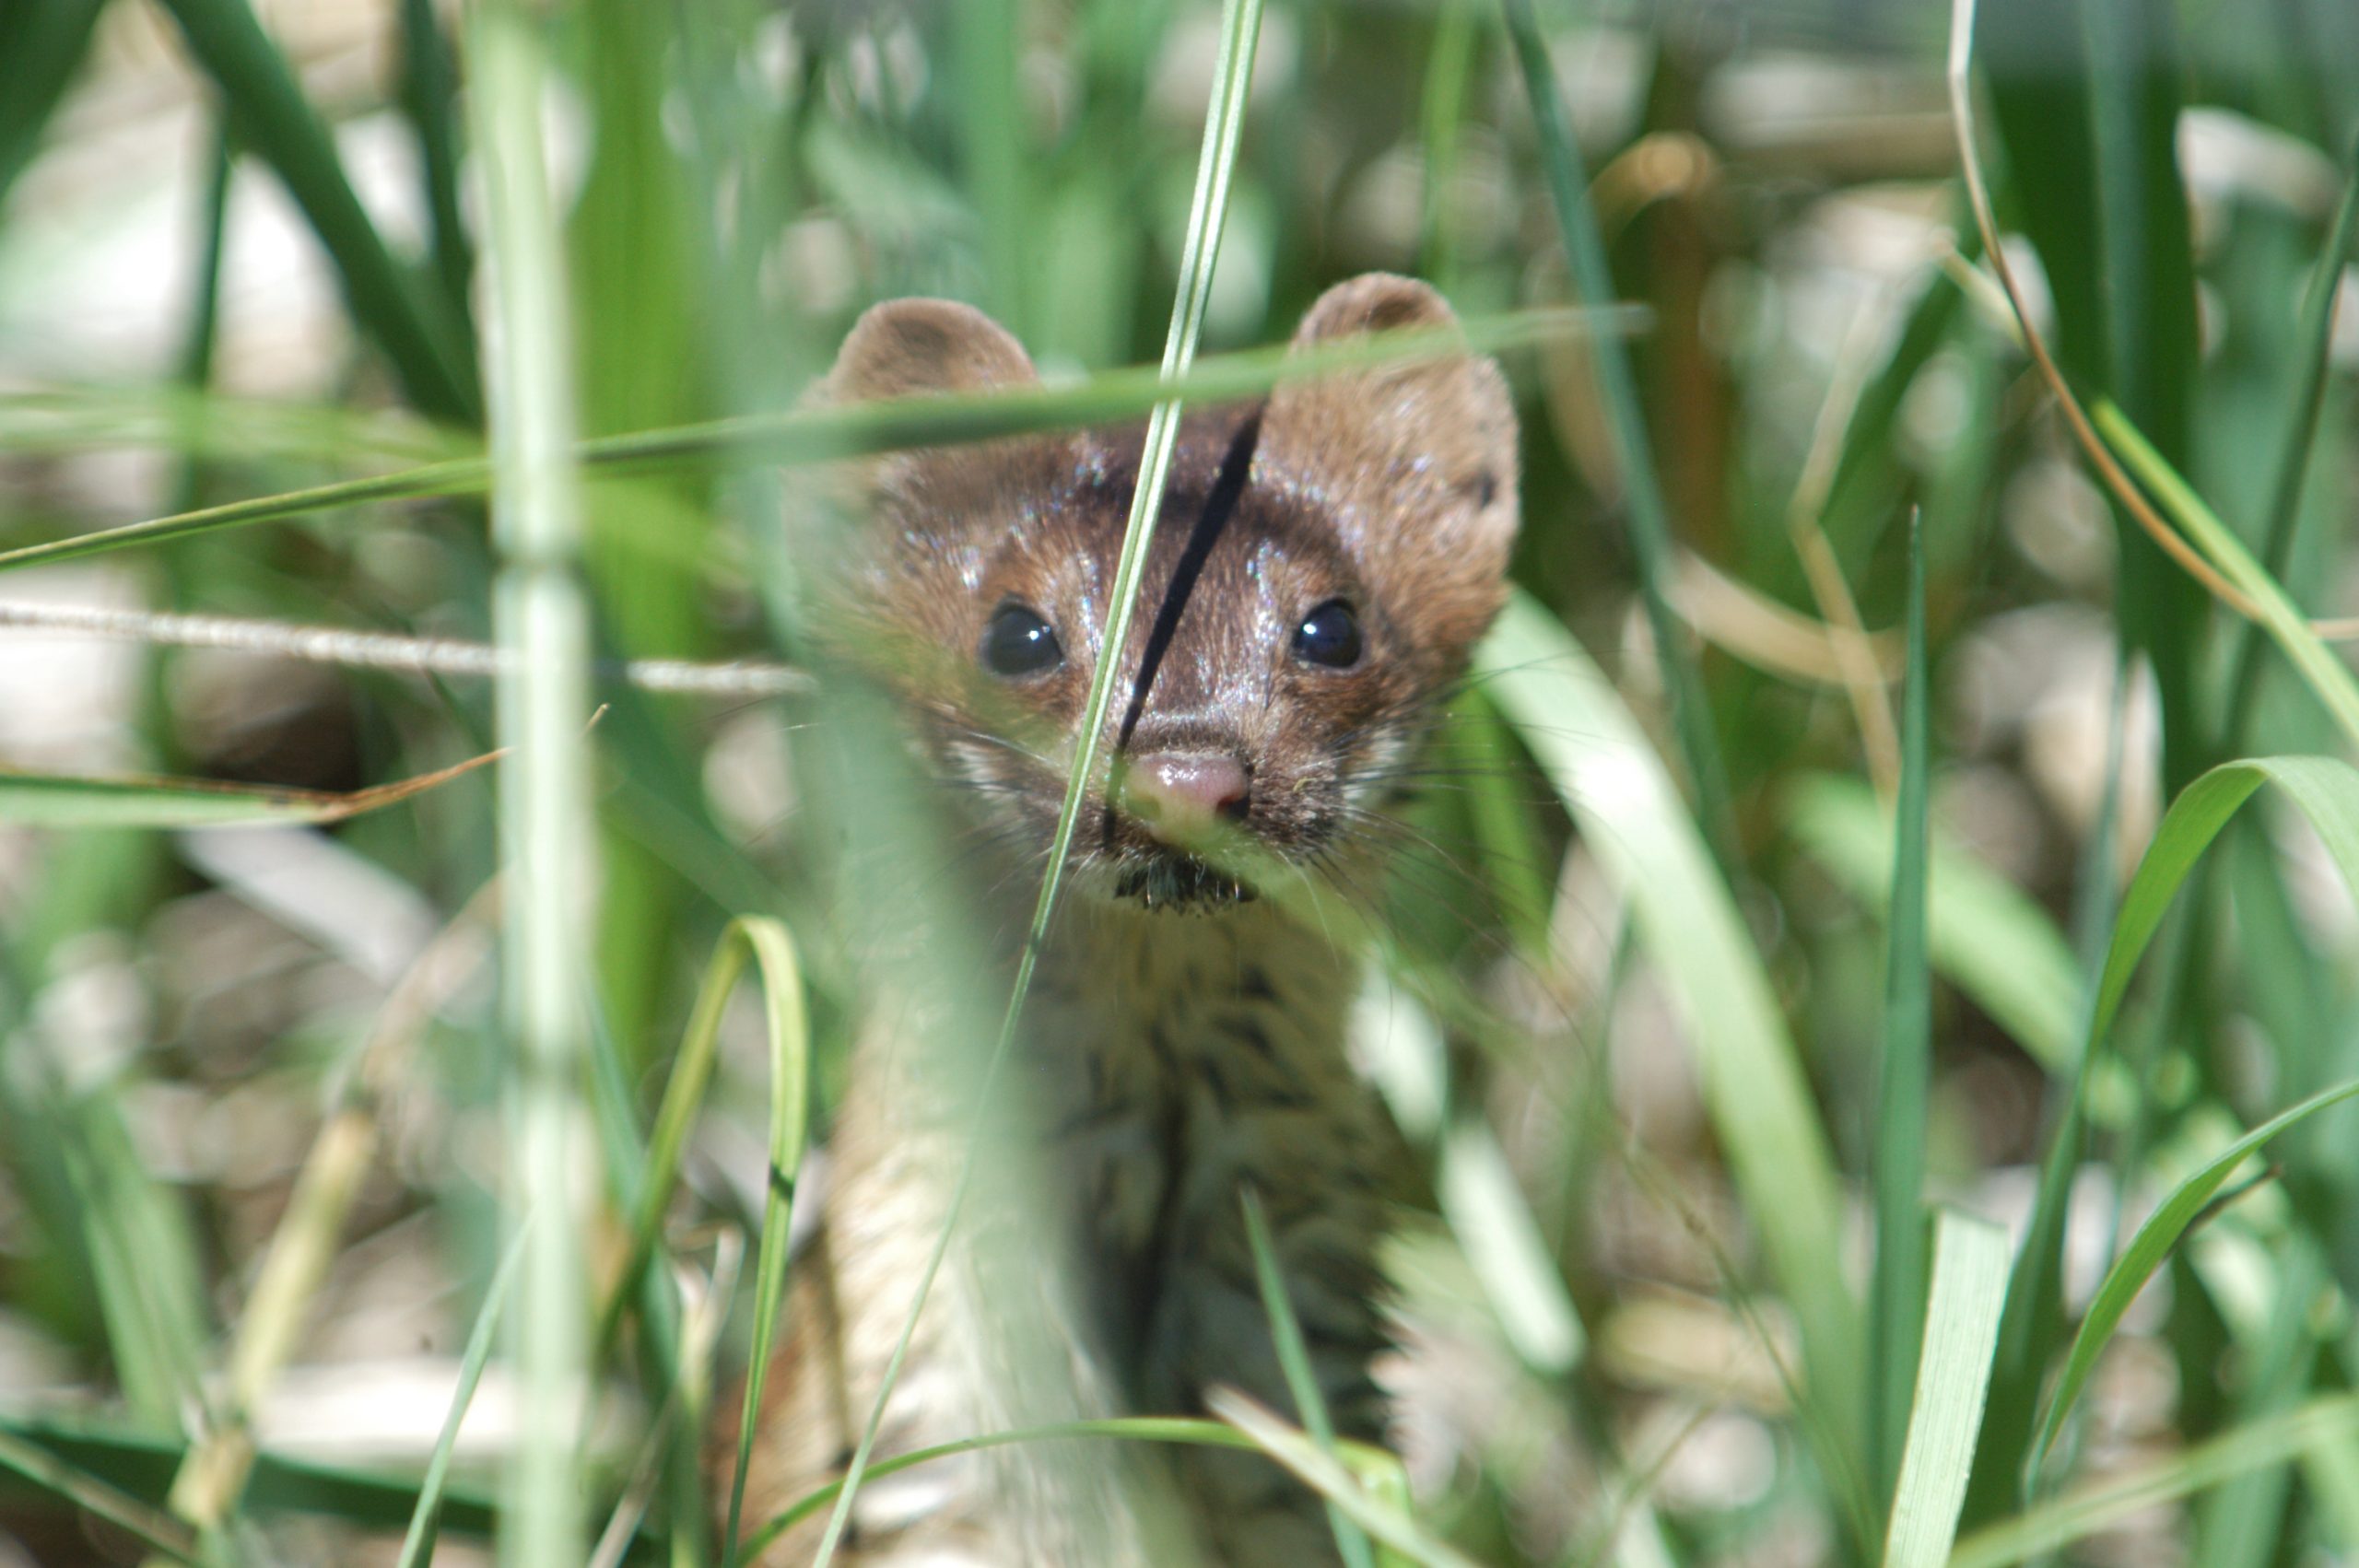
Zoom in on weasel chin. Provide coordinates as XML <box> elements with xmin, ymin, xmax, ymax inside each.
<box><xmin>1112</xmin><ymin>853</ymin><xmax>1257</xmax><ymax>913</ymax></box>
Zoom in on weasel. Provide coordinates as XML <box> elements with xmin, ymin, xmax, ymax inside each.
<box><xmin>722</xmin><ymin>274</ymin><xmax>1520</xmax><ymax>1566</ymax></box>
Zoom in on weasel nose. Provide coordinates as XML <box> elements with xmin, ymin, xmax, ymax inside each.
<box><xmin>1123</xmin><ymin>752</ymin><xmax>1250</xmax><ymax>838</ymax></box>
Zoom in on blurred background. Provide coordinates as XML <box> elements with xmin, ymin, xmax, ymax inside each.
<box><xmin>2</xmin><ymin>0</ymin><xmax>2358</xmax><ymax>1563</ymax></box>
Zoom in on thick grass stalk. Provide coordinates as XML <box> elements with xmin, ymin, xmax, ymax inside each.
<box><xmin>804</xmin><ymin>0</ymin><xmax>1264</xmax><ymax>1558</ymax></box>
<box><xmin>468</xmin><ymin>6</ymin><xmax>597</xmax><ymax>1565</ymax></box>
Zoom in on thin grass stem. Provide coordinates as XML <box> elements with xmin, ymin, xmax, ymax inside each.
<box><xmin>804</xmin><ymin>0</ymin><xmax>1264</xmax><ymax>1557</ymax></box>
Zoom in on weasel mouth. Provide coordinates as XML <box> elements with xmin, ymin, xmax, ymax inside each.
<box><xmin>1114</xmin><ymin>853</ymin><xmax>1257</xmax><ymax>912</ymax></box>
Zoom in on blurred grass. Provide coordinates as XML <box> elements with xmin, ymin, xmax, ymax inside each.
<box><xmin>1866</xmin><ymin>520</ymin><xmax>1932</xmax><ymax>1515</ymax></box>
<box><xmin>1</xmin><ymin>0</ymin><xmax>2358</xmax><ymax>1565</ymax></box>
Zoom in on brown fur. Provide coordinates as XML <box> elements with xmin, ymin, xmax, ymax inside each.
<box><xmin>719</xmin><ymin>275</ymin><xmax>1520</xmax><ymax>1565</ymax></box>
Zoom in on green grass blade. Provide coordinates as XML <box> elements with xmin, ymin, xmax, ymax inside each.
<box><xmin>593</xmin><ymin>918</ymin><xmax>807</xmax><ymax>1357</ymax></box>
<box><xmin>1415</xmin><ymin>0</ymin><xmax>1479</xmax><ymax>286</ymax></box>
<box><xmin>52</xmin><ymin>1099</ymin><xmax>217</xmax><ymax>1434</ymax></box>
<box><xmin>1958</xmin><ymin>663</ymin><xmax>2131</xmax><ymax>1529</ymax></box>
<box><xmin>0</xmin><ymin>1428</ymin><xmax>203</xmax><ymax>1567</ymax></box>
<box><xmin>396</xmin><ymin>0</ymin><xmax>475</xmax><ymax>323</ymax></box>
<box><xmin>1883</xmin><ymin>1211</ymin><xmax>2009</xmax><ymax>1568</ymax></box>
<box><xmin>1820</xmin><ymin>229</ymin><xmax>1975</xmax><ymax>566</ymax></box>
<box><xmin>0</xmin><ymin>1417</ymin><xmax>500</xmax><ymax>1537</ymax></box>
<box><xmin>1972</xmin><ymin>0</ymin><xmax>2206</xmax><ymax>790</ymax></box>
<box><xmin>0</xmin><ymin>306</ymin><xmax>1619</xmax><ymax>575</ymax></box>
<box><xmin>154</xmin><ymin>0</ymin><xmax>477</xmax><ymax>422</ymax></box>
<box><xmin>2081</xmin><ymin>0</ymin><xmax>2205</xmax><ymax>793</ymax></box>
<box><xmin>2088</xmin><ymin>755</ymin><xmax>2359</xmax><ymax>1060</ymax></box>
<box><xmin>1438</xmin><ymin>1119</ymin><xmax>1585</xmax><ymax>1376</ymax></box>
<box><xmin>1955</xmin><ymin>1394</ymin><xmax>2359</xmax><ymax>1568</ymax></box>
<box><xmin>569</xmin><ymin>0</ymin><xmax>718</xmax><ymax>1096</ymax></box>
<box><xmin>550</xmin><ymin>907</ymin><xmax>783</xmax><ymax>1555</ymax></box>
<box><xmin>2093</xmin><ymin>399</ymin><xmax>2359</xmax><ymax>748</ymax></box>
<box><xmin>1447</xmin><ymin>691</ymin><xmax>1554</xmax><ymax>957</ymax></box>
<box><xmin>394</xmin><ymin>1231</ymin><xmax>527</xmax><ymax>1568</ymax></box>
<box><xmin>2011</xmin><ymin>754</ymin><xmax>2359</xmax><ymax>1478</ymax></box>
<box><xmin>1784</xmin><ymin>775</ymin><xmax>2081</xmax><ymax>1075</ymax></box>
<box><xmin>1871</xmin><ymin>519</ymin><xmax>1935</xmax><ymax>1505</ymax></box>
<box><xmin>806</xmin><ymin>0</ymin><xmax>1263</xmax><ymax>1558</ymax></box>
<box><xmin>0</xmin><ymin>0</ymin><xmax>105</xmax><ymax>211</ymax></box>
<box><xmin>2029</xmin><ymin>1076</ymin><xmax>2359</xmax><ymax>1478</ymax></box>
<box><xmin>629</xmin><ymin>918</ymin><xmax>813</xmax><ymax>1564</ymax></box>
<box><xmin>737</xmin><ymin>1418</ymin><xmax>1262</xmax><ymax>1562</ymax></box>
<box><xmin>0</xmin><ymin>386</ymin><xmax>467</xmax><ymax>465</ymax></box>
<box><xmin>2191</xmin><ymin>1238</ymin><xmax>2335</xmax><ymax>1567</ymax></box>
<box><xmin>468</xmin><ymin>4</ymin><xmax>595</xmax><ymax>1562</ymax></box>
<box><xmin>1209</xmin><ymin>1390</ymin><xmax>1486</xmax><ymax>1568</ymax></box>
<box><xmin>955</xmin><ymin>0</ymin><xmax>1029</xmax><ymax>334</ymax></box>
<box><xmin>1243</xmin><ymin>1191</ymin><xmax>1377</xmax><ymax>1568</ymax></box>
<box><xmin>1498</xmin><ymin>0</ymin><xmax>1736</xmax><ymax>870</ymax></box>
<box><xmin>2219</xmin><ymin>132</ymin><xmax>2359</xmax><ymax>743</ymax></box>
<box><xmin>1479</xmin><ymin>591</ymin><xmax>1871</xmax><ymax>1547</ymax></box>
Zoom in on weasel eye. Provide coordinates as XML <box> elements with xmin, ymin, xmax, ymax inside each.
<box><xmin>981</xmin><ymin>603</ymin><xmax>1062</xmax><ymax>678</ymax></box>
<box><xmin>1291</xmin><ymin>600</ymin><xmax>1363</xmax><ymax>669</ymax></box>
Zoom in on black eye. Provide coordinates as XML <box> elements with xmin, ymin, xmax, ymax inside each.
<box><xmin>981</xmin><ymin>603</ymin><xmax>1062</xmax><ymax>678</ymax></box>
<box><xmin>1291</xmin><ymin>600</ymin><xmax>1362</xmax><ymax>669</ymax></box>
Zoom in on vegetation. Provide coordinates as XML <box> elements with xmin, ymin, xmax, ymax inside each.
<box><xmin>1</xmin><ymin>0</ymin><xmax>2357</xmax><ymax>1563</ymax></box>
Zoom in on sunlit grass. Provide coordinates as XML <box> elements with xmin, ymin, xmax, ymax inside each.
<box><xmin>0</xmin><ymin>0</ymin><xmax>2357</xmax><ymax>1564</ymax></box>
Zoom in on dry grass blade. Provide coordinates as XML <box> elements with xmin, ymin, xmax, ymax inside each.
<box><xmin>162</xmin><ymin>887</ymin><xmax>497</xmax><ymax>1540</ymax></box>
<box><xmin>1785</xmin><ymin>309</ymin><xmax>1901</xmax><ymax>797</ymax></box>
<box><xmin>0</xmin><ymin>747</ymin><xmax>503</xmax><ymax>828</ymax></box>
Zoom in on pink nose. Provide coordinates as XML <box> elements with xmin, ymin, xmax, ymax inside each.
<box><xmin>1123</xmin><ymin>752</ymin><xmax>1250</xmax><ymax>838</ymax></box>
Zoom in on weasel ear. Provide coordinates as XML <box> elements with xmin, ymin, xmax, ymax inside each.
<box><xmin>826</xmin><ymin>297</ymin><xmax>1039</xmax><ymax>402</ymax></box>
<box><xmin>816</xmin><ymin>298</ymin><xmax>1074</xmax><ymax>514</ymax></box>
<box><xmin>1261</xmin><ymin>275</ymin><xmax>1520</xmax><ymax>653</ymax></box>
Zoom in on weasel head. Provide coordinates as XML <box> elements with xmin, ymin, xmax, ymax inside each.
<box><xmin>816</xmin><ymin>275</ymin><xmax>1520</xmax><ymax>915</ymax></box>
